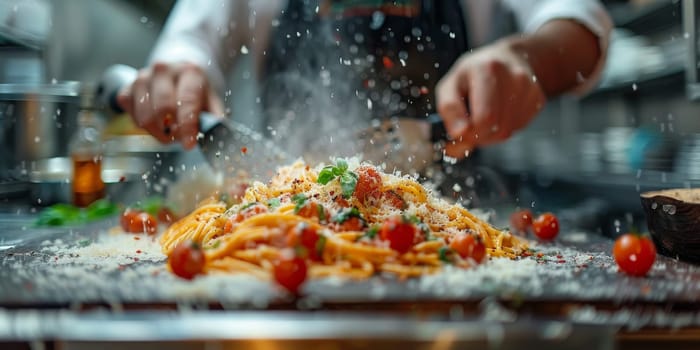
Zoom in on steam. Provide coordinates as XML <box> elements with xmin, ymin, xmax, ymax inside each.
<box><xmin>260</xmin><ymin>20</ymin><xmax>372</xmax><ymax>165</ymax></box>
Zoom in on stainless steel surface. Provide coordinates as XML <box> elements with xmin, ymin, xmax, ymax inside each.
<box><xmin>0</xmin><ymin>310</ymin><xmax>616</xmax><ymax>350</ymax></box>
<box><xmin>2</xmin><ymin>213</ymin><xmax>700</xmax><ymax>307</ymax></box>
<box><xmin>0</xmin><ymin>81</ymin><xmax>82</xmax><ymax>180</ymax></box>
<box><xmin>27</xmin><ymin>156</ymin><xmax>150</xmax><ymax>205</ymax></box>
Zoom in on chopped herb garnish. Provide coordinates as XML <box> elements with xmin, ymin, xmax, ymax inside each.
<box><xmin>317</xmin><ymin>159</ymin><xmax>358</xmax><ymax>199</ymax></box>
<box><xmin>315</xmin><ymin>235</ymin><xmax>327</xmax><ymax>257</ymax></box>
<box><xmin>317</xmin><ymin>204</ymin><xmax>327</xmax><ymax>222</ymax></box>
<box><xmin>205</xmin><ymin>240</ymin><xmax>222</xmax><ymax>250</ymax></box>
<box><xmin>438</xmin><ymin>246</ymin><xmax>455</xmax><ymax>264</ymax></box>
<box><xmin>240</xmin><ymin>202</ymin><xmax>259</xmax><ymax>211</ymax></box>
<box><xmin>292</xmin><ymin>194</ymin><xmax>307</xmax><ymax>213</ymax></box>
<box><xmin>362</xmin><ymin>225</ymin><xmax>380</xmax><ymax>240</ymax></box>
<box><xmin>78</xmin><ymin>239</ymin><xmax>92</xmax><ymax>247</ymax></box>
<box><xmin>34</xmin><ymin>200</ymin><xmax>119</xmax><ymax>227</ymax></box>
<box><xmin>267</xmin><ymin>198</ymin><xmax>281</xmax><ymax>209</ymax></box>
<box><xmin>333</xmin><ymin>207</ymin><xmax>364</xmax><ymax>224</ymax></box>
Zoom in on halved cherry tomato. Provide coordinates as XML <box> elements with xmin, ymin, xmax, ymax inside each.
<box><xmin>383</xmin><ymin>190</ymin><xmax>407</xmax><ymax>210</ymax></box>
<box><xmin>333</xmin><ymin>216</ymin><xmax>365</xmax><ymax>232</ymax></box>
<box><xmin>449</xmin><ymin>233</ymin><xmax>486</xmax><ymax>264</ymax></box>
<box><xmin>121</xmin><ymin>209</ymin><xmax>157</xmax><ymax>234</ymax></box>
<box><xmin>380</xmin><ymin>216</ymin><xmax>419</xmax><ymax>254</ymax></box>
<box><xmin>223</xmin><ymin>203</ymin><xmax>268</xmax><ymax>233</ymax></box>
<box><xmin>168</xmin><ymin>240</ymin><xmax>206</xmax><ymax>280</ymax></box>
<box><xmin>509</xmin><ymin>209</ymin><xmax>533</xmax><ymax>234</ymax></box>
<box><xmin>613</xmin><ymin>233</ymin><xmax>656</xmax><ymax>277</ymax></box>
<box><xmin>157</xmin><ymin>207</ymin><xmax>177</xmax><ymax>226</ymax></box>
<box><xmin>354</xmin><ymin>166</ymin><xmax>383</xmax><ymax>204</ymax></box>
<box><xmin>286</xmin><ymin>223</ymin><xmax>323</xmax><ymax>261</ymax></box>
<box><xmin>273</xmin><ymin>254</ymin><xmax>307</xmax><ymax>294</ymax></box>
<box><xmin>296</xmin><ymin>201</ymin><xmax>329</xmax><ymax>223</ymax></box>
<box><xmin>532</xmin><ymin>212</ymin><xmax>559</xmax><ymax>240</ymax></box>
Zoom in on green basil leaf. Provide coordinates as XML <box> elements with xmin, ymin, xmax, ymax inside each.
<box><xmin>317</xmin><ymin>166</ymin><xmax>336</xmax><ymax>184</ymax></box>
<box><xmin>340</xmin><ymin>171</ymin><xmax>358</xmax><ymax>199</ymax></box>
<box><xmin>85</xmin><ymin>199</ymin><xmax>119</xmax><ymax>221</ymax></box>
<box><xmin>335</xmin><ymin>158</ymin><xmax>348</xmax><ymax>173</ymax></box>
<box><xmin>139</xmin><ymin>197</ymin><xmax>163</xmax><ymax>216</ymax></box>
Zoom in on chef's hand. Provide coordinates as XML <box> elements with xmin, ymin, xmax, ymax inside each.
<box><xmin>116</xmin><ymin>62</ymin><xmax>224</xmax><ymax>150</ymax></box>
<box><xmin>436</xmin><ymin>39</ymin><xmax>546</xmax><ymax>159</ymax></box>
<box><xmin>436</xmin><ymin>20</ymin><xmax>603</xmax><ymax>159</ymax></box>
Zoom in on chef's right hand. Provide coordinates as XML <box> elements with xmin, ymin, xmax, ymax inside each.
<box><xmin>116</xmin><ymin>62</ymin><xmax>224</xmax><ymax>150</ymax></box>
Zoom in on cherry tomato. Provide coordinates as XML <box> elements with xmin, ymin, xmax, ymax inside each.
<box><xmin>354</xmin><ymin>166</ymin><xmax>383</xmax><ymax>204</ymax></box>
<box><xmin>286</xmin><ymin>223</ymin><xmax>323</xmax><ymax>261</ymax></box>
<box><xmin>168</xmin><ymin>240</ymin><xmax>206</xmax><ymax>280</ymax></box>
<box><xmin>380</xmin><ymin>216</ymin><xmax>419</xmax><ymax>254</ymax></box>
<box><xmin>532</xmin><ymin>212</ymin><xmax>559</xmax><ymax>240</ymax></box>
<box><xmin>121</xmin><ymin>209</ymin><xmax>157</xmax><ymax>234</ymax></box>
<box><xmin>382</xmin><ymin>190</ymin><xmax>406</xmax><ymax>210</ymax></box>
<box><xmin>333</xmin><ymin>216</ymin><xmax>365</xmax><ymax>232</ymax></box>
<box><xmin>223</xmin><ymin>203</ymin><xmax>268</xmax><ymax>233</ymax></box>
<box><xmin>157</xmin><ymin>207</ymin><xmax>177</xmax><ymax>226</ymax></box>
<box><xmin>449</xmin><ymin>234</ymin><xmax>486</xmax><ymax>264</ymax></box>
<box><xmin>509</xmin><ymin>209</ymin><xmax>533</xmax><ymax>234</ymax></box>
<box><xmin>273</xmin><ymin>254</ymin><xmax>307</xmax><ymax>294</ymax></box>
<box><xmin>296</xmin><ymin>202</ymin><xmax>329</xmax><ymax>223</ymax></box>
<box><xmin>613</xmin><ymin>233</ymin><xmax>656</xmax><ymax>277</ymax></box>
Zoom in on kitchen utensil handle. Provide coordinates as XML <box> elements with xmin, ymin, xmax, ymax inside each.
<box><xmin>427</xmin><ymin>113</ymin><xmax>447</xmax><ymax>143</ymax></box>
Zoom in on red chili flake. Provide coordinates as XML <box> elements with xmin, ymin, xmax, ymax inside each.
<box><xmin>135</xmin><ymin>250</ymin><xmax>142</xmax><ymax>254</ymax></box>
<box><xmin>580</xmin><ymin>264</ymin><xmax>588</xmax><ymax>268</ymax></box>
<box><xmin>557</xmin><ymin>260</ymin><xmax>566</xmax><ymax>264</ymax></box>
<box><xmin>163</xmin><ymin>114</ymin><xmax>174</xmax><ymax>126</ymax></box>
<box><xmin>133</xmin><ymin>236</ymin><xmax>141</xmax><ymax>241</ymax></box>
<box><xmin>536</xmin><ymin>253</ymin><xmax>544</xmax><ymax>258</ymax></box>
<box><xmin>521</xmin><ymin>251</ymin><xmax>532</xmax><ymax>257</ymax></box>
<box><xmin>241</xmin><ymin>146</ymin><xmax>248</xmax><ymax>154</ymax></box>
<box><xmin>119</xmin><ymin>175</ymin><xmax>126</xmax><ymax>183</ymax></box>
<box><xmin>556</xmin><ymin>255</ymin><xmax>563</xmax><ymax>259</ymax></box>
<box><xmin>133</xmin><ymin>257</ymin><xmax>140</xmax><ymax>262</ymax></box>
<box><xmin>382</xmin><ymin>56</ymin><xmax>394</xmax><ymax>69</ymax></box>
<box><xmin>420</xmin><ymin>86</ymin><xmax>429</xmax><ymax>95</ymax></box>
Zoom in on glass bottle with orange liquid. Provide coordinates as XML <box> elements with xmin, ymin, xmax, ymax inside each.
<box><xmin>69</xmin><ymin>108</ymin><xmax>105</xmax><ymax>207</ymax></box>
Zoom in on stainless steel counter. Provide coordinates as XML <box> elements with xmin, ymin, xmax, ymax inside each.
<box><xmin>2</xmin><ymin>210</ymin><xmax>700</xmax><ymax>348</ymax></box>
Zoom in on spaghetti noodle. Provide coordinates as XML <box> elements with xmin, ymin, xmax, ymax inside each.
<box><xmin>161</xmin><ymin>159</ymin><xmax>528</xmax><ymax>280</ymax></box>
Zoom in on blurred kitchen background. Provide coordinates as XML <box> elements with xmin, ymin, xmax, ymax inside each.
<box><xmin>1</xmin><ymin>0</ymin><xmax>699</xmax><ymax>237</ymax></box>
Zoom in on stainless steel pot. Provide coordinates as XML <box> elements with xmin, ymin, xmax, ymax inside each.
<box><xmin>0</xmin><ymin>82</ymin><xmax>82</xmax><ymax>179</ymax></box>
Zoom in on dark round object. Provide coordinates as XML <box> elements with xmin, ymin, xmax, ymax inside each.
<box><xmin>640</xmin><ymin>189</ymin><xmax>700</xmax><ymax>263</ymax></box>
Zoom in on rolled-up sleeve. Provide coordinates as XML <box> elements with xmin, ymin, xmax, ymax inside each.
<box><xmin>148</xmin><ymin>0</ymin><xmax>249</xmax><ymax>93</ymax></box>
<box><xmin>503</xmin><ymin>0</ymin><xmax>613</xmax><ymax>94</ymax></box>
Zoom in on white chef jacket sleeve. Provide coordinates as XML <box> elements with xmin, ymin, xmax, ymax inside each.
<box><xmin>148</xmin><ymin>0</ymin><xmax>249</xmax><ymax>93</ymax></box>
<box><xmin>502</xmin><ymin>0</ymin><xmax>613</xmax><ymax>95</ymax></box>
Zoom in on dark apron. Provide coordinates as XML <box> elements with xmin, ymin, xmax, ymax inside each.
<box><xmin>260</xmin><ymin>0</ymin><xmax>469</xmax><ymax>158</ymax></box>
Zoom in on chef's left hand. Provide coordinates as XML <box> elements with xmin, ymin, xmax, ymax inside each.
<box><xmin>436</xmin><ymin>38</ymin><xmax>546</xmax><ymax>159</ymax></box>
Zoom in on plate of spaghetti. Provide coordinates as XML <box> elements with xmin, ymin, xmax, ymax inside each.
<box><xmin>158</xmin><ymin>158</ymin><xmax>528</xmax><ymax>293</ymax></box>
